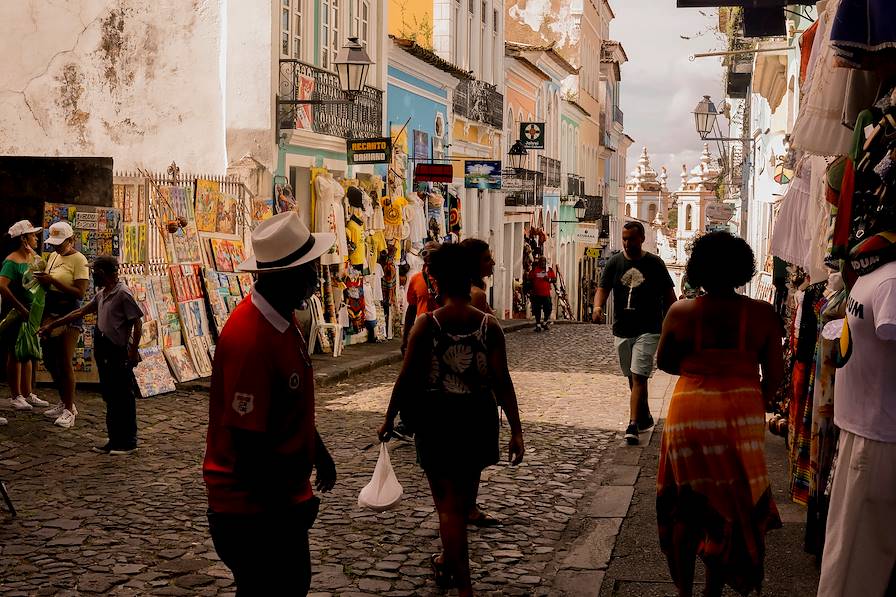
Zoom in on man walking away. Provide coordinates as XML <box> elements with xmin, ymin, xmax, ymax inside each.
<box><xmin>528</xmin><ymin>256</ymin><xmax>556</xmax><ymax>332</ymax></box>
<box><xmin>203</xmin><ymin>212</ymin><xmax>337</xmax><ymax>596</ymax></box>
<box><xmin>593</xmin><ymin>221</ymin><xmax>675</xmax><ymax>445</ymax></box>
<box><xmin>41</xmin><ymin>256</ymin><xmax>143</xmax><ymax>454</ymax></box>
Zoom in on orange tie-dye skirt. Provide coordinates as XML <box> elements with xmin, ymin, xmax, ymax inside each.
<box><xmin>657</xmin><ymin>373</ymin><xmax>782</xmax><ymax>596</ymax></box>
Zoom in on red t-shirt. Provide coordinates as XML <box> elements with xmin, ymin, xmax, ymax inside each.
<box><xmin>203</xmin><ymin>291</ymin><xmax>316</xmax><ymax>514</ymax></box>
<box><xmin>407</xmin><ymin>271</ymin><xmax>436</xmax><ymax>315</ymax></box>
<box><xmin>528</xmin><ymin>267</ymin><xmax>556</xmax><ymax>297</ymax></box>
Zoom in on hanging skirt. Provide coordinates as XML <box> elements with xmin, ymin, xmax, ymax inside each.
<box><xmin>657</xmin><ymin>374</ymin><xmax>782</xmax><ymax>596</ymax></box>
<box><xmin>830</xmin><ymin>0</ymin><xmax>896</xmax><ymax>67</ymax></box>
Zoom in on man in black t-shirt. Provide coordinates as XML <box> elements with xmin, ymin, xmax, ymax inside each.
<box><xmin>592</xmin><ymin>221</ymin><xmax>676</xmax><ymax>445</ymax></box>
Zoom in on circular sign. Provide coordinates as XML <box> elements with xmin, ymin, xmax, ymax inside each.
<box><xmin>705</xmin><ymin>201</ymin><xmax>735</xmax><ymax>223</ymax></box>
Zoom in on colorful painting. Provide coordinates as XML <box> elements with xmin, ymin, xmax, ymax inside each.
<box><xmin>195</xmin><ymin>179</ymin><xmax>220</xmax><ymax>232</ymax></box>
<box><xmin>464</xmin><ymin>160</ymin><xmax>503</xmax><ymax>190</ymax></box>
<box><xmin>216</xmin><ymin>193</ymin><xmax>238</xmax><ymax>235</ymax></box>
<box><xmin>413</xmin><ymin>130</ymin><xmax>430</xmax><ymax>161</ymax></box>
<box><xmin>163</xmin><ymin>345</ymin><xmax>199</xmax><ymax>383</ymax></box>
<box><xmin>275</xmin><ymin>183</ymin><xmax>296</xmax><ymax>214</ymax></box>
<box><xmin>210</xmin><ymin>239</ymin><xmax>234</xmax><ymax>272</ymax></box>
<box><xmin>251</xmin><ymin>197</ymin><xmax>274</xmax><ymax>222</ymax></box>
<box><xmin>134</xmin><ymin>346</ymin><xmax>177</xmax><ymax>398</ymax></box>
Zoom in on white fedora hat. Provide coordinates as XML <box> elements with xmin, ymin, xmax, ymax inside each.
<box><xmin>237</xmin><ymin>212</ymin><xmax>335</xmax><ymax>272</ymax></box>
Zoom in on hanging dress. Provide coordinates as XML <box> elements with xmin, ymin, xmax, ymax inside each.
<box><xmin>412</xmin><ymin>313</ymin><xmax>500</xmax><ymax>477</ymax></box>
<box><xmin>657</xmin><ymin>299</ymin><xmax>782</xmax><ymax>596</ymax></box>
<box><xmin>830</xmin><ymin>0</ymin><xmax>896</xmax><ymax>68</ymax></box>
<box><xmin>314</xmin><ymin>175</ymin><xmax>348</xmax><ymax>267</ymax></box>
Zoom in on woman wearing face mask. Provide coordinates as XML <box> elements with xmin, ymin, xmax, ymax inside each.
<box><xmin>34</xmin><ymin>221</ymin><xmax>89</xmax><ymax>429</ymax></box>
<box><xmin>0</xmin><ymin>220</ymin><xmax>46</xmax><ymax>422</ymax></box>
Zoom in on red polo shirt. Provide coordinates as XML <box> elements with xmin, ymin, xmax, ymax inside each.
<box><xmin>407</xmin><ymin>271</ymin><xmax>436</xmax><ymax>315</ymax></box>
<box><xmin>203</xmin><ymin>290</ymin><xmax>316</xmax><ymax>513</ymax></box>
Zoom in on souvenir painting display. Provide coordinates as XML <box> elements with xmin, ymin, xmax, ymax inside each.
<box><xmin>157</xmin><ymin>185</ymin><xmax>202</xmax><ymax>264</ymax></box>
<box><xmin>163</xmin><ymin>345</ymin><xmax>199</xmax><ymax>383</ymax></box>
<box><xmin>195</xmin><ymin>179</ymin><xmax>220</xmax><ymax>233</ymax></box>
<box><xmin>215</xmin><ymin>193</ymin><xmax>238</xmax><ymax>235</ymax></box>
<box><xmin>251</xmin><ymin>198</ymin><xmax>274</xmax><ymax>222</ymax></box>
<box><xmin>133</xmin><ymin>346</ymin><xmax>177</xmax><ymax>398</ymax></box>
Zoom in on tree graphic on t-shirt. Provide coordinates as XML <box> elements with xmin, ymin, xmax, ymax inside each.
<box><xmin>620</xmin><ymin>268</ymin><xmax>645</xmax><ymax>311</ymax></box>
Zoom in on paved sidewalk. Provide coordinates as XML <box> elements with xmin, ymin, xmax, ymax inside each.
<box><xmin>596</xmin><ymin>378</ymin><xmax>821</xmax><ymax>597</ymax></box>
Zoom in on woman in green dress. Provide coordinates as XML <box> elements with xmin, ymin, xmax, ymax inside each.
<box><xmin>0</xmin><ymin>220</ymin><xmax>46</xmax><ymax>419</ymax></box>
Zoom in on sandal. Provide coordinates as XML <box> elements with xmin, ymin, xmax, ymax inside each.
<box><xmin>430</xmin><ymin>553</ymin><xmax>455</xmax><ymax>588</ymax></box>
<box><xmin>468</xmin><ymin>506</ymin><xmax>500</xmax><ymax>527</ymax></box>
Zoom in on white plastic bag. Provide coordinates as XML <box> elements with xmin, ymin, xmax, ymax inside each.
<box><xmin>358</xmin><ymin>442</ymin><xmax>404</xmax><ymax>511</ymax></box>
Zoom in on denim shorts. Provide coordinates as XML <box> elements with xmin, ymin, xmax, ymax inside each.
<box><xmin>614</xmin><ymin>333</ymin><xmax>660</xmax><ymax>378</ymax></box>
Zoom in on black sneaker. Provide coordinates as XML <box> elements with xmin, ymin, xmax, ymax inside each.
<box><xmin>391</xmin><ymin>422</ymin><xmax>414</xmax><ymax>441</ymax></box>
<box><xmin>624</xmin><ymin>422</ymin><xmax>639</xmax><ymax>445</ymax></box>
<box><xmin>109</xmin><ymin>446</ymin><xmax>138</xmax><ymax>455</ymax></box>
<box><xmin>637</xmin><ymin>415</ymin><xmax>655</xmax><ymax>432</ymax></box>
<box><xmin>92</xmin><ymin>443</ymin><xmax>112</xmax><ymax>454</ymax></box>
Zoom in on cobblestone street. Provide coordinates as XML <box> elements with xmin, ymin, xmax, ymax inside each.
<box><xmin>0</xmin><ymin>323</ymin><xmax>631</xmax><ymax>596</ymax></box>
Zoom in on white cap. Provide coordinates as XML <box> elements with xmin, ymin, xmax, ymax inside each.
<box><xmin>7</xmin><ymin>220</ymin><xmax>41</xmax><ymax>238</ymax></box>
<box><xmin>46</xmin><ymin>221</ymin><xmax>74</xmax><ymax>246</ymax></box>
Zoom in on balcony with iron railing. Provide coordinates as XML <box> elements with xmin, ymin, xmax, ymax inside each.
<box><xmin>452</xmin><ymin>78</ymin><xmax>503</xmax><ymax>129</ymax></box>
<box><xmin>583</xmin><ymin>195</ymin><xmax>603</xmax><ymax>222</ymax></box>
<box><xmin>503</xmin><ymin>167</ymin><xmax>544</xmax><ymax>207</ymax></box>
<box><xmin>564</xmin><ymin>173</ymin><xmax>584</xmax><ymax>198</ymax></box>
<box><xmin>277</xmin><ymin>59</ymin><xmax>384</xmax><ymax>140</ymax></box>
<box><xmin>538</xmin><ymin>155</ymin><xmax>561</xmax><ymax>188</ymax></box>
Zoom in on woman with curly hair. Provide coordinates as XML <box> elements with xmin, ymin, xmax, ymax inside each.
<box><xmin>655</xmin><ymin>232</ymin><xmax>785</xmax><ymax>597</ymax></box>
<box><xmin>378</xmin><ymin>243</ymin><xmax>524</xmax><ymax>597</ymax></box>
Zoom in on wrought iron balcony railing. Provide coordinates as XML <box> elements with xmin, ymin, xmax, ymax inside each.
<box><xmin>278</xmin><ymin>59</ymin><xmax>383</xmax><ymax>140</ymax></box>
<box><xmin>452</xmin><ymin>78</ymin><xmax>503</xmax><ymax>129</ymax></box>
<box><xmin>503</xmin><ymin>168</ymin><xmax>544</xmax><ymax>207</ymax></box>
<box><xmin>564</xmin><ymin>173</ymin><xmax>584</xmax><ymax>198</ymax></box>
<box><xmin>538</xmin><ymin>156</ymin><xmax>561</xmax><ymax>188</ymax></box>
<box><xmin>583</xmin><ymin>194</ymin><xmax>603</xmax><ymax>222</ymax></box>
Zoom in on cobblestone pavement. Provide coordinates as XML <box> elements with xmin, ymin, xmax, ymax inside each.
<box><xmin>0</xmin><ymin>323</ymin><xmax>629</xmax><ymax>596</ymax></box>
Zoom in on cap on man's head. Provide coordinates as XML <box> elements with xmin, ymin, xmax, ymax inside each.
<box><xmin>7</xmin><ymin>220</ymin><xmax>41</xmax><ymax>238</ymax></box>
<box><xmin>46</xmin><ymin>221</ymin><xmax>74</xmax><ymax>245</ymax></box>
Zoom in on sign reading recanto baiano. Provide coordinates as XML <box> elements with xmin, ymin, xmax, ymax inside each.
<box><xmin>346</xmin><ymin>138</ymin><xmax>392</xmax><ymax>165</ymax></box>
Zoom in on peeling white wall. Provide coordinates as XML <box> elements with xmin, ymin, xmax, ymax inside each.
<box><xmin>0</xmin><ymin>1</ymin><xmax>272</xmax><ymax>175</ymax></box>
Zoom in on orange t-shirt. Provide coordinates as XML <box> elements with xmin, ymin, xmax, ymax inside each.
<box><xmin>407</xmin><ymin>271</ymin><xmax>436</xmax><ymax>316</ymax></box>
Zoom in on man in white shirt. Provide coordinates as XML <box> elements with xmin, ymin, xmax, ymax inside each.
<box><xmin>817</xmin><ymin>260</ymin><xmax>896</xmax><ymax>596</ymax></box>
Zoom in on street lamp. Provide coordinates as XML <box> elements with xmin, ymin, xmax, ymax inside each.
<box><xmin>552</xmin><ymin>199</ymin><xmax>588</xmax><ymax>224</ymax></box>
<box><xmin>693</xmin><ymin>95</ymin><xmax>718</xmax><ymax>140</ymax></box>
<box><xmin>508</xmin><ymin>140</ymin><xmax>528</xmax><ymax>170</ymax></box>
<box><xmin>334</xmin><ymin>37</ymin><xmax>372</xmax><ymax>98</ymax></box>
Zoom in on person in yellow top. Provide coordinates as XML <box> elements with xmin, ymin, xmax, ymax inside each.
<box><xmin>34</xmin><ymin>221</ymin><xmax>89</xmax><ymax>429</ymax></box>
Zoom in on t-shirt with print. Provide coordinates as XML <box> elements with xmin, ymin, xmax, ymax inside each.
<box><xmin>528</xmin><ymin>267</ymin><xmax>556</xmax><ymax>297</ymax></box>
<box><xmin>407</xmin><ymin>271</ymin><xmax>436</xmax><ymax>316</ymax></box>
<box><xmin>203</xmin><ymin>290</ymin><xmax>316</xmax><ymax>513</ymax></box>
<box><xmin>834</xmin><ymin>261</ymin><xmax>896</xmax><ymax>443</ymax></box>
<box><xmin>599</xmin><ymin>251</ymin><xmax>674</xmax><ymax>338</ymax></box>
<box><xmin>346</xmin><ymin>218</ymin><xmax>366</xmax><ymax>267</ymax></box>
<box><xmin>45</xmin><ymin>251</ymin><xmax>89</xmax><ymax>315</ymax></box>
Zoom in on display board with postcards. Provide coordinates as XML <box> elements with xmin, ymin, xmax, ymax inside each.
<box><xmin>39</xmin><ymin>203</ymin><xmax>123</xmax><ymax>384</ymax></box>
<box><xmin>113</xmin><ymin>178</ymin><xmax>148</xmax><ymax>266</ymax></box>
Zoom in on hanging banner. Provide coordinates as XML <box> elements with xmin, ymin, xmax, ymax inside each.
<box><xmin>347</xmin><ymin>138</ymin><xmax>392</xmax><ymax>165</ymax></box>
<box><xmin>414</xmin><ymin>163</ymin><xmax>454</xmax><ymax>183</ymax></box>
<box><xmin>520</xmin><ymin>122</ymin><xmax>546</xmax><ymax>149</ymax></box>
<box><xmin>464</xmin><ymin>160</ymin><xmax>502</xmax><ymax>190</ymax></box>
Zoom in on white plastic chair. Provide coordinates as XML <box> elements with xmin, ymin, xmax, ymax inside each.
<box><xmin>308</xmin><ymin>295</ymin><xmax>343</xmax><ymax>357</ymax></box>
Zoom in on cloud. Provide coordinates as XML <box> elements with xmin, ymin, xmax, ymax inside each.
<box><xmin>613</xmin><ymin>2</ymin><xmax>724</xmax><ymax>188</ymax></box>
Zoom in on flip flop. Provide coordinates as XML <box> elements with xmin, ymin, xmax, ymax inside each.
<box><xmin>430</xmin><ymin>553</ymin><xmax>455</xmax><ymax>588</ymax></box>
<box><xmin>467</xmin><ymin>509</ymin><xmax>500</xmax><ymax>527</ymax></box>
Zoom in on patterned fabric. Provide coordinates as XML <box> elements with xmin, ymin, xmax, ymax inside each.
<box><xmin>657</xmin><ymin>300</ymin><xmax>782</xmax><ymax>596</ymax></box>
<box><xmin>427</xmin><ymin>313</ymin><xmax>492</xmax><ymax>395</ymax></box>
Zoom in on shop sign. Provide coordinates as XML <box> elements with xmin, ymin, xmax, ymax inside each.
<box><xmin>585</xmin><ymin>247</ymin><xmax>601</xmax><ymax>258</ymax></box>
<box><xmin>73</xmin><ymin>211</ymin><xmax>98</xmax><ymax>230</ymax></box>
<box><xmin>520</xmin><ymin>122</ymin><xmax>545</xmax><ymax>150</ymax></box>
<box><xmin>573</xmin><ymin>227</ymin><xmax>600</xmax><ymax>244</ymax></box>
<box><xmin>414</xmin><ymin>163</ymin><xmax>454</xmax><ymax>183</ymax></box>
<box><xmin>346</xmin><ymin>137</ymin><xmax>392</xmax><ymax>165</ymax></box>
<box><xmin>705</xmin><ymin>201</ymin><xmax>735</xmax><ymax>223</ymax></box>
<box><xmin>464</xmin><ymin>160</ymin><xmax>502</xmax><ymax>190</ymax></box>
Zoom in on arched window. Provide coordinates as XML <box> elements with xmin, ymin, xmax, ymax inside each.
<box><xmin>625</xmin><ymin>203</ymin><xmax>631</xmax><ymax>217</ymax></box>
<box><xmin>648</xmin><ymin>204</ymin><xmax>657</xmax><ymax>222</ymax></box>
<box><xmin>685</xmin><ymin>204</ymin><xmax>693</xmax><ymax>231</ymax></box>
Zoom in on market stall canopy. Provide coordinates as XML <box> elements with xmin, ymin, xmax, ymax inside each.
<box><xmin>752</xmin><ymin>44</ymin><xmax>788</xmax><ymax>112</ymax></box>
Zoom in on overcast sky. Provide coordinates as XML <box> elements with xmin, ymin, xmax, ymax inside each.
<box><xmin>612</xmin><ymin>3</ymin><xmax>725</xmax><ymax>189</ymax></box>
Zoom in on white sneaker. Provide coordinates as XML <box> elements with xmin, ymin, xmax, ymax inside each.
<box><xmin>0</xmin><ymin>416</ymin><xmax>7</xmax><ymax>426</ymax></box>
<box><xmin>44</xmin><ymin>403</ymin><xmax>65</xmax><ymax>418</ymax></box>
<box><xmin>45</xmin><ymin>403</ymin><xmax>77</xmax><ymax>418</ymax></box>
<box><xmin>25</xmin><ymin>393</ymin><xmax>49</xmax><ymax>407</ymax></box>
<box><xmin>54</xmin><ymin>409</ymin><xmax>76</xmax><ymax>429</ymax></box>
<box><xmin>10</xmin><ymin>396</ymin><xmax>32</xmax><ymax>410</ymax></box>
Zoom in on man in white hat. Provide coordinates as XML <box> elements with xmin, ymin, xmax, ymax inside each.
<box><xmin>203</xmin><ymin>212</ymin><xmax>337</xmax><ymax>596</ymax></box>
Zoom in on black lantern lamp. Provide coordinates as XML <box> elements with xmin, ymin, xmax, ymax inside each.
<box><xmin>508</xmin><ymin>140</ymin><xmax>528</xmax><ymax>170</ymax></box>
<box><xmin>334</xmin><ymin>37</ymin><xmax>372</xmax><ymax>98</ymax></box>
<box><xmin>574</xmin><ymin>199</ymin><xmax>586</xmax><ymax>221</ymax></box>
<box><xmin>693</xmin><ymin>95</ymin><xmax>718</xmax><ymax>140</ymax></box>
